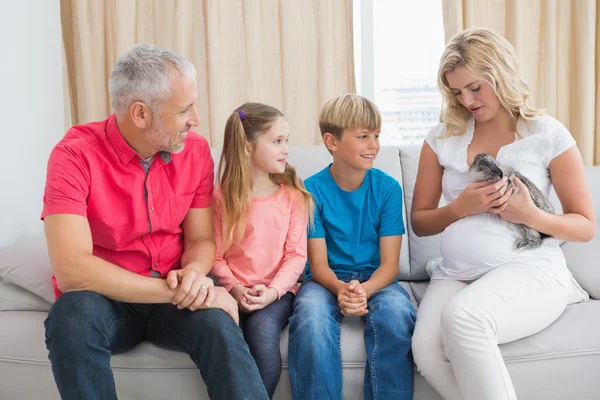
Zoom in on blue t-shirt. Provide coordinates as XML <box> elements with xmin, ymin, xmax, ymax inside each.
<box><xmin>305</xmin><ymin>165</ymin><xmax>405</xmax><ymax>278</ymax></box>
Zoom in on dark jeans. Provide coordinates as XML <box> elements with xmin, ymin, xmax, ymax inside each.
<box><xmin>239</xmin><ymin>292</ymin><xmax>294</xmax><ymax>399</ymax></box>
<box><xmin>44</xmin><ymin>291</ymin><xmax>269</xmax><ymax>400</ymax></box>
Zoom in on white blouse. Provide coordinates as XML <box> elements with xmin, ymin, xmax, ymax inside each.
<box><xmin>425</xmin><ymin>115</ymin><xmax>579</xmax><ymax>287</ymax></box>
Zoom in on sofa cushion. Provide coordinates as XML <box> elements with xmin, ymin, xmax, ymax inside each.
<box><xmin>2</xmin><ymin>300</ymin><xmax>599</xmax><ymax>400</ymax></box>
<box><xmin>561</xmin><ymin>236</ymin><xmax>600</xmax><ymax>300</ymax></box>
<box><xmin>0</xmin><ymin>236</ymin><xmax>55</xmax><ymax>303</ymax></box>
<box><xmin>399</xmin><ymin>145</ymin><xmax>444</xmax><ymax>280</ymax></box>
<box><xmin>0</xmin><ymin>281</ymin><xmax>52</xmax><ymax>312</ymax></box>
<box><xmin>0</xmin><ymin>308</ymin><xmax>406</xmax><ymax>400</ymax></box>
<box><xmin>400</xmin><ymin>145</ymin><xmax>600</xmax><ymax>296</ymax></box>
<box><xmin>409</xmin><ymin>281</ymin><xmax>430</xmax><ymax>305</ymax></box>
<box><xmin>558</xmin><ymin>166</ymin><xmax>600</xmax><ymax>299</ymax></box>
<box><xmin>561</xmin><ymin>167</ymin><xmax>600</xmax><ymax>299</ymax></box>
<box><xmin>500</xmin><ymin>299</ymin><xmax>600</xmax><ymax>399</ymax></box>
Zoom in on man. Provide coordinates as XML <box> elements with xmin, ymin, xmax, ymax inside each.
<box><xmin>42</xmin><ymin>44</ymin><xmax>268</xmax><ymax>400</ymax></box>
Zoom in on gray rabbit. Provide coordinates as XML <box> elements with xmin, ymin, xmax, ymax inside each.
<box><xmin>469</xmin><ymin>153</ymin><xmax>554</xmax><ymax>250</ymax></box>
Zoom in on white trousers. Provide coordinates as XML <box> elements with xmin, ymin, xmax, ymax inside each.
<box><xmin>412</xmin><ymin>262</ymin><xmax>571</xmax><ymax>400</ymax></box>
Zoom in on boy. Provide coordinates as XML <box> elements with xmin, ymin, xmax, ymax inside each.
<box><xmin>288</xmin><ymin>94</ymin><xmax>416</xmax><ymax>400</ymax></box>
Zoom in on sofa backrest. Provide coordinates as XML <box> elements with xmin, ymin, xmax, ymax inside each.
<box><xmin>210</xmin><ymin>145</ymin><xmax>418</xmax><ymax>281</ymax></box>
<box><xmin>399</xmin><ymin>144</ymin><xmax>600</xmax><ymax>300</ymax></box>
<box><xmin>2</xmin><ymin>144</ymin><xmax>596</xmax><ymax>313</ymax></box>
<box><xmin>211</xmin><ymin>144</ymin><xmax>600</xmax><ymax>290</ymax></box>
<box><xmin>397</xmin><ymin>144</ymin><xmax>566</xmax><ymax>278</ymax></box>
<box><xmin>398</xmin><ymin>145</ymin><xmax>442</xmax><ymax>280</ymax></box>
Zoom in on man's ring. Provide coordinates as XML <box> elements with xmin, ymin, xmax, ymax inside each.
<box><xmin>199</xmin><ymin>285</ymin><xmax>209</xmax><ymax>291</ymax></box>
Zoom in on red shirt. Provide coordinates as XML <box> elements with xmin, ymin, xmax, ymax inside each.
<box><xmin>41</xmin><ymin>115</ymin><xmax>214</xmax><ymax>298</ymax></box>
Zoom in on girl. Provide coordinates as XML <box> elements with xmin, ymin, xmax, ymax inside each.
<box><xmin>411</xmin><ymin>28</ymin><xmax>595</xmax><ymax>400</ymax></box>
<box><xmin>211</xmin><ymin>102</ymin><xmax>312</xmax><ymax>399</ymax></box>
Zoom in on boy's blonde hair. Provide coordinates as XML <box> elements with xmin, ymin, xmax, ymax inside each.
<box><xmin>217</xmin><ymin>102</ymin><xmax>313</xmax><ymax>253</ymax></box>
<box><xmin>438</xmin><ymin>27</ymin><xmax>545</xmax><ymax>136</ymax></box>
<box><xmin>319</xmin><ymin>94</ymin><xmax>382</xmax><ymax>140</ymax></box>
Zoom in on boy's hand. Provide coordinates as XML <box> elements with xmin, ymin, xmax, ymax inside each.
<box><xmin>241</xmin><ymin>284</ymin><xmax>278</xmax><ymax>312</ymax></box>
<box><xmin>338</xmin><ymin>280</ymin><xmax>368</xmax><ymax>316</ymax></box>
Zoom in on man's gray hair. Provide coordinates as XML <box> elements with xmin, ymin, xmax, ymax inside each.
<box><xmin>109</xmin><ymin>44</ymin><xmax>197</xmax><ymax>118</ymax></box>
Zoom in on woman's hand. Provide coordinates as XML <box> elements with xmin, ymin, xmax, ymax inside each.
<box><xmin>498</xmin><ymin>177</ymin><xmax>538</xmax><ymax>225</ymax></box>
<box><xmin>452</xmin><ymin>177</ymin><xmax>513</xmax><ymax>218</ymax></box>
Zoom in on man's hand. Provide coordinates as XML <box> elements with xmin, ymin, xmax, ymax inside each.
<box><xmin>167</xmin><ymin>269</ymin><xmax>215</xmax><ymax>311</ymax></box>
<box><xmin>337</xmin><ymin>280</ymin><xmax>368</xmax><ymax>316</ymax></box>
<box><xmin>200</xmin><ymin>286</ymin><xmax>240</xmax><ymax>325</ymax></box>
<box><xmin>240</xmin><ymin>284</ymin><xmax>278</xmax><ymax>312</ymax></box>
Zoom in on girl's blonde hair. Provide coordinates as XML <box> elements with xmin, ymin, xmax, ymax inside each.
<box><xmin>217</xmin><ymin>102</ymin><xmax>313</xmax><ymax>253</ymax></box>
<box><xmin>438</xmin><ymin>27</ymin><xmax>545</xmax><ymax>136</ymax></box>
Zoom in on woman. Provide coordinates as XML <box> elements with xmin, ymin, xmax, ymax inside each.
<box><xmin>411</xmin><ymin>27</ymin><xmax>595</xmax><ymax>400</ymax></box>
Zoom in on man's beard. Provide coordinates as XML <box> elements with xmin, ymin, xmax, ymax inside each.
<box><xmin>145</xmin><ymin>116</ymin><xmax>186</xmax><ymax>154</ymax></box>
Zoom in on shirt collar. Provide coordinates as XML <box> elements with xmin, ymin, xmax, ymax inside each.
<box><xmin>106</xmin><ymin>114</ymin><xmax>139</xmax><ymax>164</ymax></box>
<box><xmin>106</xmin><ymin>114</ymin><xmax>172</xmax><ymax>165</ymax></box>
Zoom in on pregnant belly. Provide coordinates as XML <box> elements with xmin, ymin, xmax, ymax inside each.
<box><xmin>440</xmin><ymin>214</ymin><xmax>517</xmax><ymax>273</ymax></box>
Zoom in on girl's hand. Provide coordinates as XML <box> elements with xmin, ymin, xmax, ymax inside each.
<box><xmin>229</xmin><ymin>284</ymin><xmax>250</xmax><ymax>309</ymax></box>
<box><xmin>498</xmin><ymin>177</ymin><xmax>538</xmax><ymax>225</ymax></box>
<box><xmin>452</xmin><ymin>177</ymin><xmax>513</xmax><ymax>218</ymax></box>
<box><xmin>241</xmin><ymin>284</ymin><xmax>278</xmax><ymax>312</ymax></box>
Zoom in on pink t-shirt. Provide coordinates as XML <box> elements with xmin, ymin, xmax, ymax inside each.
<box><xmin>41</xmin><ymin>114</ymin><xmax>214</xmax><ymax>298</ymax></box>
<box><xmin>211</xmin><ymin>185</ymin><xmax>308</xmax><ymax>298</ymax></box>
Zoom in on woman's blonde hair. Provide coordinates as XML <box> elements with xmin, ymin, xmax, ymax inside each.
<box><xmin>438</xmin><ymin>27</ymin><xmax>545</xmax><ymax>136</ymax></box>
<box><xmin>217</xmin><ymin>102</ymin><xmax>313</xmax><ymax>253</ymax></box>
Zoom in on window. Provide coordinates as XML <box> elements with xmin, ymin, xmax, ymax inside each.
<box><xmin>354</xmin><ymin>0</ymin><xmax>445</xmax><ymax>146</ymax></box>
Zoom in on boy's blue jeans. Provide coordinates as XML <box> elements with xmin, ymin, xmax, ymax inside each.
<box><xmin>44</xmin><ymin>291</ymin><xmax>269</xmax><ymax>400</ymax></box>
<box><xmin>288</xmin><ymin>273</ymin><xmax>416</xmax><ymax>400</ymax></box>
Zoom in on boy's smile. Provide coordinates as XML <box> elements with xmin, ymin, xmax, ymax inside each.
<box><xmin>332</xmin><ymin>127</ymin><xmax>380</xmax><ymax>171</ymax></box>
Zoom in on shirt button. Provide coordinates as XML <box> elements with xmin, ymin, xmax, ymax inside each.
<box><xmin>154</xmin><ymin>263</ymin><xmax>159</xmax><ymax>268</ymax></box>
<box><xmin>149</xmin><ymin>207</ymin><xmax>155</xmax><ymax>212</ymax></box>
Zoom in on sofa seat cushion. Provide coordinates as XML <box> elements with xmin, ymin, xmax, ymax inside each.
<box><xmin>501</xmin><ymin>299</ymin><xmax>600</xmax><ymax>361</ymax></box>
<box><xmin>4</xmin><ymin>302</ymin><xmax>598</xmax><ymax>369</ymax></box>
<box><xmin>500</xmin><ymin>300</ymin><xmax>600</xmax><ymax>399</ymax></box>
<box><xmin>0</xmin><ymin>311</ymin><xmax>208</xmax><ymax>400</ymax></box>
<box><xmin>2</xmin><ymin>300</ymin><xmax>600</xmax><ymax>399</ymax></box>
<box><xmin>0</xmin><ymin>311</ymin><xmax>370</xmax><ymax>371</ymax></box>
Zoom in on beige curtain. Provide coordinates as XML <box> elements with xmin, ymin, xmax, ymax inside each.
<box><xmin>442</xmin><ymin>0</ymin><xmax>600</xmax><ymax>166</ymax></box>
<box><xmin>61</xmin><ymin>0</ymin><xmax>355</xmax><ymax>146</ymax></box>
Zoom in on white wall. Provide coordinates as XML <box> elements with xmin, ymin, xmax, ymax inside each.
<box><xmin>0</xmin><ymin>1</ymin><xmax>64</xmax><ymax>249</ymax></box>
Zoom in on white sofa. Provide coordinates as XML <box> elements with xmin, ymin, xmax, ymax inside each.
<box><xmin>1</xmin><ymin>144</ymin><xmax>599</xmax><ymax>400</ymax></box>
